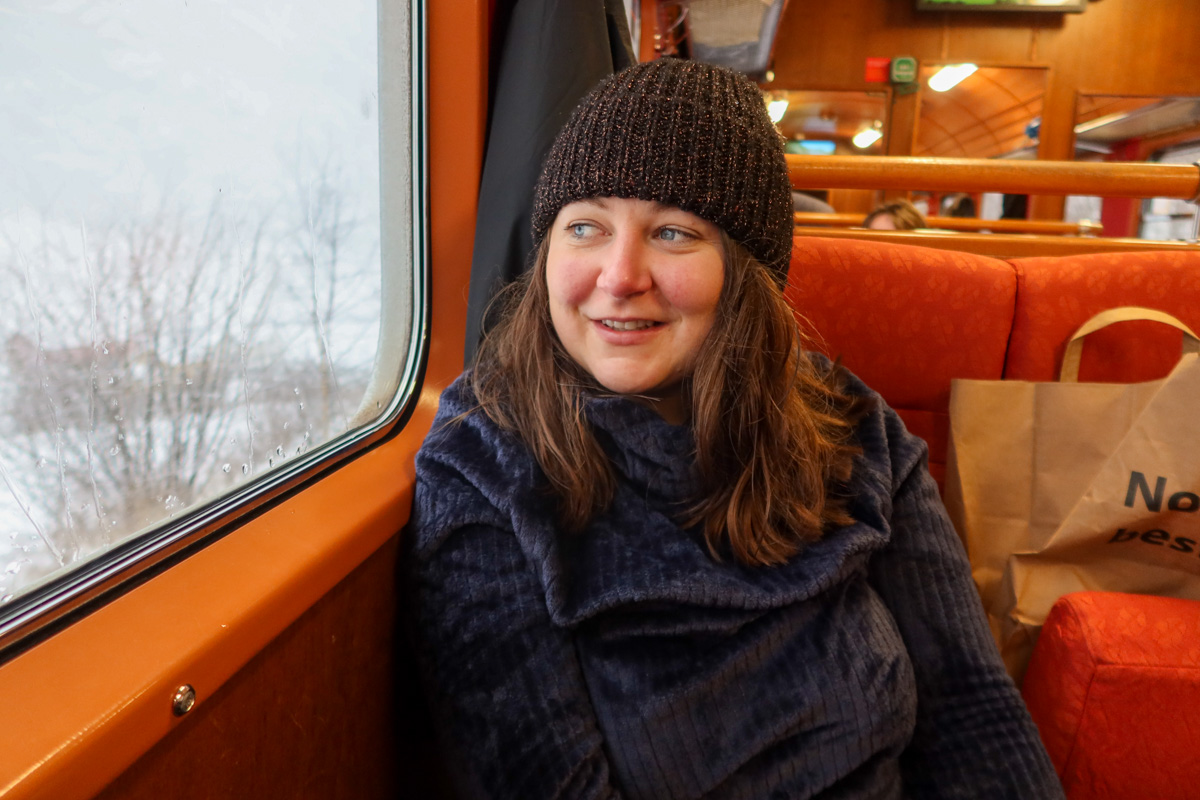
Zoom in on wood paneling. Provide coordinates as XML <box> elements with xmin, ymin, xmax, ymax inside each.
<box><xmin>768</xmin><ymin>0</ymin><xmax>1200</xmax><ymax>218</ymax></box>
<box><xmin>93</xmin><ymin>538</ymin><xmax>454</xmax><ymax>800</ymax></box>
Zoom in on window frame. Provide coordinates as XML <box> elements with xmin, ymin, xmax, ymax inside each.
<box><xmin>0</xmin><ymin>0</ymin><xmax>430</xmax><ymax>660</ymax></box>
<box><xmin>0</xmin><ymin>0</ymin><xmax>490</xmax><ymax>795</ymax></box>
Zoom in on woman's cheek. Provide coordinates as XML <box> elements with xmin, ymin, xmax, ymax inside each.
<box><xmin>548</xmin><ymin>260</ymin><xmax>596</xmax><ymax>307</ymax></box>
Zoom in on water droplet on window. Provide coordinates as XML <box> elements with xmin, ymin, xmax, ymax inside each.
<box><xmin>293</xmin><ymin>387</ymin><xmax>300</xmax><ymax>395</ymax></box>
<box><xmin>107</xmin><ymin>376</ymin><xmax>115</xmax><ymax>384</ymax></box>
<box><xmin>114</xmin><ymin>415</ymin><xmax>123</xmax><ymax>422</ymax></box>
<box><xmin>109</xmin><ymin>446</ymin><xmax>120</xmax><ymax>456</ymax></box>
<box><xmin>35</xmin><ymin>458</ymin><xmax>47</xmax><ymax>469</ymax></box>
<box><xmin>268</xmin><ymin>457</ymin><xmax>274</xmax><ymax>468</ymax></box>
<box><xmin>298</xmin><ymin>402</ymin><xmax>304</xmax><ymax>410</ymax></box>
<box><xmin>241</xmin><ymin>464</ymin><xmax>249</xmax><ymax>475</ymax></box>
<box><xmin>118</xmin><ymin>434</ymin><xmax>124</xmax><ymax>441</ymax></box>
<box><xmin>222</xmin><ymin>463</ymin><xmax>231</xmax><ymax>473</ymax></box>
<box><xmin>283</xmin><ymin>422</ymin><xmax>289</xmax><ymax>430</ymax></box>
<box><xmin>229</xmin><ymin>437</ymin><xmax>237</xmax><ymax>444</ymax></box>
<box><xmin>185</xmin><ymin>379</ymin><xmax>193</xmax><ymax>386</ymax></box>
<box><xmin>275</xmin><ymin>446</ymin><xmax>284</xmax><ymax>456</ymax></box>
<box><xmin>1</xmin><ymin>595</ymin><xmax>13</xmax><ymax>604</ymax></box>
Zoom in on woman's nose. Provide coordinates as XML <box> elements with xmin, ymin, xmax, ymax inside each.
<box><xmin>595</xmin><ymin>235</ymin><xmax>653</xmax><ymax>297</ymax></box>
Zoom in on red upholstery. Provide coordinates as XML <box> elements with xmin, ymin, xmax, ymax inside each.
<box><xmin>786</xmin><ymin>236</ymin><xmax>1016</xmax><ymax>489</ymax></box>
<box><xmin>1022</xmin><ymin>593</ymin><xmax>1200</xmax><ymax>800</ymax></box>
<box><xmin>786</xmin><ymin>237</ymin><xmax>1200</xmax><ymax>798</ymax></box>
<box><xmin>1007</xmin><ymin>252</ymin><xmax>1200</xmax><ymax>383</ymax></box>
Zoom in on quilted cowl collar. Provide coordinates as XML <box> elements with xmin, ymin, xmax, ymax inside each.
<box><xmin>583</xmin><ymin>393</ymin><xmax>697</xmax><ymax>507</ymax></box>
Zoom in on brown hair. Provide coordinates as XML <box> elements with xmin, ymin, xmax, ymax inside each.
<box><xmin>863</xmin><ymin>199</ymin><xmax>927</xmax><ymax>231</ymax></box>
<box><xmin>469</xmin><ymin>235</ymin><xmax>869</xmax><ymax>567</ymax></box>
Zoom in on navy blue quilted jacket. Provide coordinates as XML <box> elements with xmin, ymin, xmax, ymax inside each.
<box><xmin>406</xmin><ymin>366</ymin><xmax>1063</xmax><ymax>800</ymax></box>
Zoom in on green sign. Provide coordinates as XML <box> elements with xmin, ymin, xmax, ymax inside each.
<box><xmin>891</xmin><ymin>56</ymin><xmax>917</xmax><ymax>84</ymax></box>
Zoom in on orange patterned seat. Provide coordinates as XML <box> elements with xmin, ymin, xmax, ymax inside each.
<box><xmin>785</xmin><ymin>236</ymin><xmax>1015</xmax><ymax>490</ymax></box>
<box><xmin>787</xmin><ymin>238</ymin><xmax>1200</xmax><ymax>491</ymax></box>
<box><xmin>1022</xmin><ymin>592</ymin><xmax>1200</xmax><ymax>800</ymax></box>
<box><xmin>1007</xmin><ymin>251</ymin><xmax>1200</xmax><ymax>383</ymax></box>
<box><xmin>785</xmin><ymin>236</ymin><xmax>1200</xmax><ymax>799</ymax></box>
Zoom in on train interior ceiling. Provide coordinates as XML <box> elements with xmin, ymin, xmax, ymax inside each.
<box><xmin>1</xmin><ymin>0</ymin><xmax>1199</xmax><ymax>799</ymax></box>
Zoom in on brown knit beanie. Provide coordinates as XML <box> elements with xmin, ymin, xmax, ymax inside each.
<box><xmin>531</xmin><ymin>58</ymin><xmax>793</xmax><ymax>281</ymax></box>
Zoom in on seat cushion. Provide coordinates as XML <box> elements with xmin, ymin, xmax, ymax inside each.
<box><xmin>1022</xmin><ymin>592</ymin><xmax>1200</xmax><ymax>799</ymax></box>
<box><xmin>1006</xmin><ymin>251</ymin><xmax>1200</xmax><ymax>383</ymax></box>
<box><xmin>785</xmin><ymin>236</ymin><xmax>1016</xmax><ymax>488</ymax></box>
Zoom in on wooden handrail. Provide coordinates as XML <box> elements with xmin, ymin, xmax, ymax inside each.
<box><xmin>793</xmin><ymin>212</ymin><xmax>1103</xmax><ymax>236</ymax></box>
<box><xmin>787</xmin><ymin>155</ymin><xmax>1200</xmax><ymax>200</ymax></box>
<box><xmin>792</xmin><ymin>226</ymin><xmax>1200</xmax><ymax>258</ymax></box>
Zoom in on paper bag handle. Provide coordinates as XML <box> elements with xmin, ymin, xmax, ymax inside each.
<box><xmin>1060</xmin><ymin>306</ymin><xmax>1200</xmax><ymax>382</ymax></box>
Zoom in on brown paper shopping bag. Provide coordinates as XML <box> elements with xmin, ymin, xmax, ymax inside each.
<box><xmin>943</xmin><ymin>307</ymin><xmax>1200</xmax><ymax>678</ymax></box>
<box><xmin>999</xmin><ymin>350</ymin><xmax>1200</xmax><ymax>677</ymax></box>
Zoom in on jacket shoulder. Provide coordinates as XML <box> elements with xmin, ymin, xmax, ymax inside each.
<box><xmin>411</xmin><ymin>373</ymin><xmax>542</xmax><ymax>555</ymax></box>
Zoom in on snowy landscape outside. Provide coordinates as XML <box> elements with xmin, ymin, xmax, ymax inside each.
<box><xmin>0</xmin><ymin>0</ymin><xmax>385</xmax><ymax>603</ymax></box>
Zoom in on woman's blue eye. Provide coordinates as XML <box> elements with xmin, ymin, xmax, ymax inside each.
<box><xmin>570</xmin><ymin>224</ymin><xmax>589</xmax><ymax>237</ymax></box>
<box><xmin>659</xmin><ymin>227</ymin><xmax>691</xmax><ymax>241</ymax></box>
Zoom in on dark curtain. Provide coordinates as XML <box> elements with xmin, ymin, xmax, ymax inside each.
<box><xmin>463</xmin><ymin>0</ymin><xmax>635</xmax><ymax>366</ymax></box>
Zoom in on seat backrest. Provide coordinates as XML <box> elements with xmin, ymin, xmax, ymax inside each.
<box><xmin>785</xmin><ymin>236</ymin><xmax>1016</xmax><ymax>489</ymax></box>
<box><xmin>1006</xmin><ymin>251</ymin><xmax>1200</xmax><ymax>382</ymax></box>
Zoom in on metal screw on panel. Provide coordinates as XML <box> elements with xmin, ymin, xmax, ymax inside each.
<box><xmin>172</xmin><ymin>684</ymin><xmax>196</xmax><ymax>717</ymax></box>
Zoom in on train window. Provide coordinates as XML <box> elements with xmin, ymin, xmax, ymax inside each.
<box><xmin>0</xmin><ymin>2</ymin><xmax>420</xmax><ymax>636</ymax></box>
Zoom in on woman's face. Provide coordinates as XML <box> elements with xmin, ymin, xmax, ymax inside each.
<box><xmin>546</xmin><ymin>197</ymin><xmax>724</xmax><ymax>422</ymax></box>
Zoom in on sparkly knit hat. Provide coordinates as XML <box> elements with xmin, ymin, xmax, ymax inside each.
<box><xmin>531</xmin><ymin>58</ymin><xmax>794</xmax><ymax>281</ymax></box>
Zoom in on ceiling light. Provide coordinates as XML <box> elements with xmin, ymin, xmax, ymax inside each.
<box><xmin>852</xmin><ymin>128</ymin><xmax>883</xmax><ymax>149</ymax></box>
<box><xmin>928</xmin><ymin>63</ymin><xmax>977</xmax><ymax>93</ymax></box>
<box><xmin>767</xmin><ymin>99</ymin><xmax>789</xmax><ymax>124</ymax></box>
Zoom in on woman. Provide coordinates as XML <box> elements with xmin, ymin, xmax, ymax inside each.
<box><xmin>408</xmin><ymin>59</ymin><xmax>1062</xmax><ymax>800</ymax></box>
<box><xmin>864</xmin><ymin>199</ymin><xmax>928</xmax><ymax>231</ymax></box>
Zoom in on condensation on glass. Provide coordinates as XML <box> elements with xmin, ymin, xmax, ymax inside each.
<box><xmin>0</xmin><ymin>1</ymin><xmax>411</xmax><ymax>604</ymax></box>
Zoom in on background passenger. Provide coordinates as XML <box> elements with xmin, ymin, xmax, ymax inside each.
<box><xmin>408</xmin><ymin>58</ymin><xmax>1063</xmax><ymax>800</ymax></box>
<box><xmin>864</xmin><ymin>198</ymin><xmax>928</xmax><ymax>230</ymax></box>
<box><xmin>942</xmin><ymin>192</ymin><xmax>977</xmax><ymax>218</ymax></box>
<box><xmin>792</xmin><ymin>190</ymin><xmax>835</xmax><ymax>214</ymax></box>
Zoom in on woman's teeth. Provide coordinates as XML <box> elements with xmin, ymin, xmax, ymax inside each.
<box><xmin>601</xmin><ymin>319</ymin><xmax>657</xmax><ymax>331</ymax></box>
